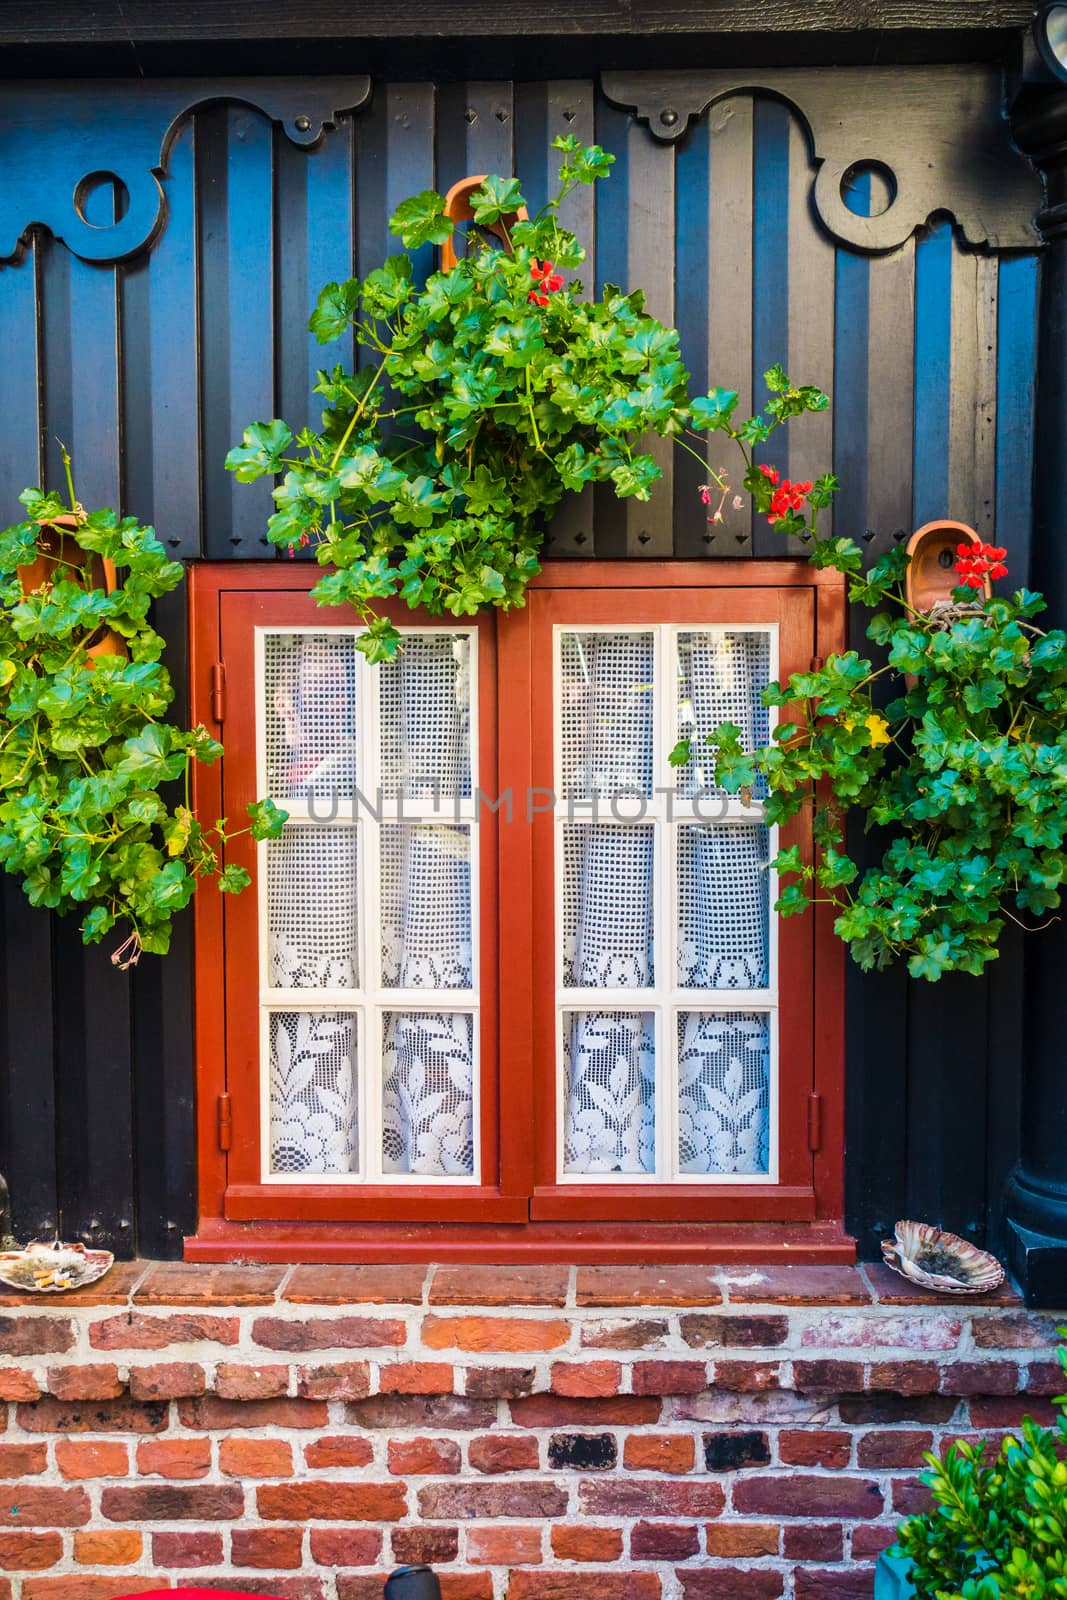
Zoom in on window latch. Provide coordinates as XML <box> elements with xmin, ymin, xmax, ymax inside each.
<box><xmin>807</xmin><ymin>1092</ymin><xmax>823</xmax><ymax>1152</ymax></box>
<box><xmin>217</xmin><ymin>1092</ymin><xmax>233</xmax><ymax>1152</ymax></box>
<box><xmin>211</xmin><ymin>661</ymin><xmax>227</xmax><ymax>724</ymax></box>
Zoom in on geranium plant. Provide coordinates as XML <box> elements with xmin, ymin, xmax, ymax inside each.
<box><xmin>225</xmin><ymin>137</ymin><xmax>700</xmax><ymax>661</ymax></box>
<box><xmin>671</xmin><ymin>388</ymin><xmax>1067</xmax><ymax>982</ymax></box>
<box><xmin>0</xmin><ymin>464</ymin><xmax>285</xmax><ymax>966</ymax></box>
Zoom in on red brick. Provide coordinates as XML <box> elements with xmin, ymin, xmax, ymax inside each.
<box><xmin>259</xmin><ymin>1483</ymin><xmax>407</xmax><ymax>1522</ymax></box>
<box><xmin>858</xmin><ymin>1430</ymin><xmax>934</xmax><ymax>1468</ymax></box>
<box><xmin>46</xmin><ymin>1366</ymin><xmax>123</xmax><ymax>1400</ymax></box>
<box><xmin>102</xmin><ymin>1483</ymin><xmax>244</xmax><ymax>1520</ymax></box>
<box><xmin>296</xmin><ymin>1363</ymin><xmax>372</xmax><ymax>1400</ymax></box>
<box><xmin>784</xmin><ymin>1524</ymin><xmax>844</xmax><ymax>1562</ymax></box>
<box><xmin>548</xmin><ymin>1433</ymin><xmax>616</xmax><ymax>1471</ymax></box>
<box><xmin>55</xmin><ymin>1441</ymin><xmax>129</xmax><ymax>1480</ymax></box>
<box><xmin>338</xmin><ymin>1583</ymin><xmax>486</xmax><ymax>1600</ymax></box>
<box><xmin>422</xmin><ymin>1315</ymin><xmax>568</xmax><ymax>1353</ymax></box>
<box><xmin>779</xmin><ymin>1431</ymin><xmax>852</xmax><ymax>1468</ymax></box>
<box><xmin>347</xmin><ymin>1395</ymin><xmax>495</xmax><ymax>1430</ymax></box>
<box><xmin>192</xmin><ymin>1583</ymin><xmax>322</xmax><ymax>1600</ymax></box>
<box><xmin>725</xmin><ymin>1266</ymin><xmax>869</xmax><ymax>1304</ymax></box>
<box><xmin>941</xmin><ymin>1362</ymin><xmax>1018</xmax><ymax>1396</ymax></box>
<box><xmin>970</xmin><ymin>1396</ymin><xmax>1058</xmax><ymax>1428</ymax></box>
<box><xmin>152</xmin><ymin>1531</ymin><xmax>222</xmax><ymax>1568</ymax></box>
<box><xmin>868</xmin><ymin>1362</ymin><xmax>941</xmax><ymax>1394</ymax></box>
<box><xmin>794</xmin><ymin>1572</ymin><xmax>874</xmax><ymax>1600</ymax></box>
<box><xmin>467</xmin><ymin>1525</ymin><xmax>542</xmax><ymax>1564</ymax></box>
<box><xmin>468</xmin><ymin>1434</ymin><xmax>540</xmax><ymax>1473</ymax></box>
<box><xmin>852</xmin><ymin>1525</ymin><xmax>902</xmax><ymax>1558</ymax></box>
<box><xmin>633</xmin><ymin>1361</ymin><xmax>707</xmax><ymax>1395</ymax></box>
<box><xmin>800</xmin><ymin>1314</ymin><xmax>961</xmax><ymax>1351</ymax></box>
<box><xmin>0</xmin><ymin>1317</ymin><xmax>74</xmax><ymax>1356</ymax></box>
<box><xmin>464</xmin><ymin>1366</ymin><xmax>535</xmax><ymax>1399</ymax></box>
<box><xmin>793</xmin><ymin>1361</ymin><xmax>864</xmax><ymax>1393</ymax></box>
<box><xmin>510</xmin><ymin>1395</ymin><xmax>660</xmax><ymax>1427</ymax></box>
<box><xmin>379</xmin><ymin>1363</ymin><xmax>454</xmax><ymax>1394</ymax></box>
<box><xmin>865</xmin><ymin>1262</ymin><xmax>1018</xmax><ymax>1307</ymax></box>
<box><xmin>631</xmin><ymin>1522</ymin><xmax>699</xmax><ymax>1560</ymax></box>
<box><xmin>178</xmin><ymin>1395</ymin><xmax>328</xmax><ymax>1430</ymax></box>
<box><xmin>680</xmin><ymin>1314</ymin><xmax>790</xmax><ymax>1349</ymax></box>
<box><xmin>285</xmin><ymin>1265</ymin><xmax>427</xmax><ymax>1304</ymax></box>
<box><xmin>510</xmin><ymin>1578</ymin><xmax>660</xmax><ymax>1600</ymax></box>
<box><xmin>0</xmin><ymin>1486</ymin><xmax>90</xmax><ymax>1526</ymax></box>
<box><xmin>17</xmin><ymin>1396</ymin><xmax>168</xmax><ymax>1434</ymax></box>
<box><xmin>550</xmin><ymin>1361</ymin><xmax>621</xmax><ymax>1397</ymax></box>
<box><xmin>710</xmin><ymin>1361</ymin><xmax>780</xmax><ymax>1392</ymax></box>
<box><xmin>135</xmin><ymin>1438</ymin><xmax>211</xmax><ymax>1479</ymax></box>
<box><xmin>706</xmin><ymin>1524</ymin><xmax>779</xmax><ymax>1557</ymax></box>
<box><xmin>893</xmin><ymin>1477</ymin><xmax>935</xmax><ymax>1514</ymax></box>
<box><xmin>576</xmin><ymin>1268</ymin><xmax>721</xmax><ymax>1307</ymax></box>
<box><xmin>0</xmin><ymin>1370</ymin><xmax>40</xmax><ymax>1401</ymax></box>
<box><xmin>233</xmin><ymin>1528</ymin><xmax>305</xmax><ymax>1569</ymax></box>
<box><xmin>0</xmin><ymin>1533</ymin><xmax>62</xmax><ymax>1570</ymax></box>
<box><xmin>430</xmin><ymin>1267</ymin><xmax>569</xmax><ymax>1306</ymax></box>
<box><xmin>215</xmin><ymin>1364</ymin><xmax>289</xmax><ymax>1399</ymax></box>
<box><xmin>417</xmin><ymin>1482</ymin><xmax>568</xmax><ymax>1519</ymax></box>
<box><xmin>73</xmin><ymin>1531</ymin><xmax>142</xmax><ymax>1566</ymax></box>
<box><xmin>972</xmin><ymin>1313</ymin><xmax>1060</xmax><ymax>1349</ymax></box>
<box><xmin>23</xmin><ymin>1584</ymin><xmax>173</xmax><ymax>1600</ymax></box>
<box><xmin>220</xmin><ymin>1439</ymin><xmax>293</xmax><ymax>1478</ymax></box>
<box><xmin>1027</xmin><ymin>1362</ymin><xmax>1065</xmax><ymax>1395</ymax></box>
<box><xmin>309</xmin><ymin>1529</ymin><xmax>382</xmax><ymax>1566</ymax></box>
<box><xmin>134</xmin><ymin>1263</ymin><xmax>285</xmax><ymax>1305</ymax></box>
<box><xmin>129</xmin><ymin>1362</ymin><xmax>206</xmax><ymax>1400</ymax></box>
<box><xmin>388</xmin><ymin>1438</ymin><xmax>461</xmax><ymax>1475</ymax></box>
<box><xmin>733</xmin><ymin>1475</ymin><xmax>884</xmax><ymax>1519</ymax></box>
<box><xmin>623</xmin><ymin>1434</ymin><xmax>695</xmax><ymax>1473</ymax></box>
<box><xmin>578</xmin><ymin>1481</ymin><xmax>725</xmax><ymax>1517</ymax></box>
<box><xmin>304</xmin><ymin>1437</ymin><xmax>374</xmax><ymax>1470</ymax></box>
<box><xmin>703</xmin><ymin>1430</ymin><xmax>770</xmax><ymax>1470</ymax></box>
<box><xmin>580</xmin><ymin>1319</ymin><xmax>669</xmax><ymax>1350</ymax></box>
<box><xmin>391</xmin><ymin>1527</ymin><xmax>459</xmax><ymax>1565</ymax></box>
<box><xmin>253</xmin><ymin>1317</ymin><xmax>405</xmax><ymax>1350</ymax></box>
<box><xmin>90</xmin><ymin>1313</ymin><xmax>239</xmax><ymax>1350</ymax></box>
<box><xmin>0</xmin><ymin>1263</ymin><xmax>145</xmax><ymax>1308</ymax></box>
<box><xmin>839</xmin><ymin>1394</ymin><xmax>957</xmax><ymax>1425</ymax></box>
<box><xmin>551</xmin><ymin>1527</ymin><xmax>623</xmax><ymax>1562</ymax></box>
<box><xmin>0</xmin><ymin>1444</ymin><xmax>46</xmax><ymax>1476</ymax></box>
<box><xmin>681</xmin><ymin>1573</ymin><xmax>783</xmax><ymax>1600</ymax></box>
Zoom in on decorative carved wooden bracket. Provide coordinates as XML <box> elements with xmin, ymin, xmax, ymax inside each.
<box><xmin>0</xmin><ymin>76</ymin><xmax>371</xmax><ymax>264</ymax></box>
<box><xmin>602</xmin><ymin>66</ymin><xmax>1041</xmax><ymax>254</ymax></box>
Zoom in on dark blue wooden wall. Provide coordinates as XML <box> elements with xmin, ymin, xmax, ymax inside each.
<box><xmin>0</xmin><ymin>75</ymin><xmax>1039</xmax><ymax>1259</ymax></box>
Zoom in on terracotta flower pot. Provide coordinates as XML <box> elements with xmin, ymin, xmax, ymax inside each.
<box><xmin>904</xmin><ymin>520</ymin><xmax>990</xmax><ymax>612</ymax></box>
<box><xmin>440</xmin><ymin>173</ymin><xmax>529</xmax><ymax>271</ymax></box>
<box><xmin>18</xmin><ymin>513</ymin><xmax>127</xmax><ymax>661</ymax></box>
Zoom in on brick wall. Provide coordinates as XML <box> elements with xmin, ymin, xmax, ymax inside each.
<box><xmin>0</xmin><ymin>1262</ymin><xmax>1060</xmax><ymax>1600</ymax></box>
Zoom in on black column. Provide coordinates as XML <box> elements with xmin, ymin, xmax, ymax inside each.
<box><xmin>1006</xmin><ymin>89</ymin><xmax>1067</xmax><ymax>1308</ymax></box>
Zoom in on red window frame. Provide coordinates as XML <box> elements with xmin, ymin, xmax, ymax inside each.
<box><xmin>187</xmin><ymin>560</ymin><xmax>849</xmax><ymax>1264</ymax></box>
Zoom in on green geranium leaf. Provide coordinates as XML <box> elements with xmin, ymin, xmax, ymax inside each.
<box><xmin>388</xmin><ymin>190</ymin><xmax>453</xmax><ymax>249</ymax></box>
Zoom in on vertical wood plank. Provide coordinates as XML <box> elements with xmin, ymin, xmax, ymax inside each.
<box><xmin>786</xmin><ymin>116</ymin><xmax>835</xmax><ymax>539</ymax></box>
<box><xmin>150</xmin><ymin>122</ymin><xmax>202</xmax><ymax>556</ymax></box>
<box><xmin>0</xmin><ymin>242</ymin><xmax>43</xmax><ymax>512</ymax></box>
<box><xmin>912</xmin><ymin>221</ymin><xmax>952</xmax><ymax>528</ymax></box>
<box><xmin>673</xmin><ymin>112</ymin><xmax>712</xmax><ymax>560</ymax></box>
<box><xmin>865</xmin><ymin>240</ymin><xmax>916</xmax><ymax>557</ymax></box>
<box><xmin>751</xmin><ymin>97</ymin><xmax>791</xmax><ymax>557</ymax></box>
<box><xmin>199</xmin><ymin>105</ymin><xmax>275</xmax><ymax>559</ymax></box>
<box><xmin>705</xmin><ymin>94</ymin><xmax>754</xmax><ymax>557</ymax></box>
<box><xmin>589</xmin><ymin>95</ymin><xmax>631</xmax><ymax>557</ymax></box>
<box><xmin>356</xmin><ymin>83</ymin><xmax>436</xmax><ymax>312</ymax></box>
<box><xmin>436</xmin><ymin>81</ymin><xmax>515</xmax><ymax>193</ymax></box>
<box><xmin>622</xmin><ymin>116</ymin><xmax>675</xmax><ymax>557</ymax></box>
<box><xmin>995</xmin><ymin>253</ymin><xmax>1038</xmax><ymax>578</ymax></box>
<box><xmin>0</xmin><ymin>881</ymin><xmax>58</xmax><ymax>1242</ymax></box>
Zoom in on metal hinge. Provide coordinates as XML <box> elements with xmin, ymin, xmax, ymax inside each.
<box><xmin>217</xmin><ymin>1092</ymin><xmax>233</xmax><ymax>1152</ymax></box>
<box><xmin>807</xmin><ymin>1092</ymin><xmax>823</xmax><ymax>1153</ymax></box>
<box><xmin>211</xmin><ymin>661</ymin><xmax>227</xmax><ymax>724</ymax></box>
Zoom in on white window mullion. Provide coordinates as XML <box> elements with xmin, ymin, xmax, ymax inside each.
<box><xmin>360</xmin><ymin>640</ymin><xmax>382</xmax><ymax>1184</ymax></box>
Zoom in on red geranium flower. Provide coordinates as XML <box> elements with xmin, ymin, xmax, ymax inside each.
<box><xmin>953</xmin><ymin>541</ymin><xmax>1008</xmax><ymax>589</ymax></box>
<box><xmin>530</xmin><ymin>258</ymin><xmax>564</xmax><ymax>292</ymax></box>
<box><xmin>766</xmin><ymin>477</ymin><xmax>813</xmax><ymax>524</ymax></box>
<box><xmin>758</xmin><ymin>463</ymin><xmax>780</xmax><ymax>486</ymax></box>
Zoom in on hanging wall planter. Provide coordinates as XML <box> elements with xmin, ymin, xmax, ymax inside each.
<box><xmin>439</xmin><ymin>172</ymin><xmax>528</xmax><ymax>270</ymax></box>
<box><xmin>904</xmin><ymin>520</ymin><xmax>989</xmax><ymax>612</ymax></box>
<box><xmin>18</xmin><ymin>510</ymin><xmax>126</xmax><ymax>660</ymax></box>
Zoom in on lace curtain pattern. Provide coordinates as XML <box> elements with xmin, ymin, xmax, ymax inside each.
<box><xmin>263</xmin><ymin>631</ymin><xmax>475</xmax><ymax>1179</ymax></box>
<box><xmin>558</xmin><ymin>628</ymin><xmax>774</xmax><ymax>1180</ymax></box>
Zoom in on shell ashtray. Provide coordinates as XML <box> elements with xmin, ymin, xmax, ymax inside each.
<box><xmin>0</xmin><ymin>1241</ymin><xmax>114</xmax><ymax>1294</ymax></box>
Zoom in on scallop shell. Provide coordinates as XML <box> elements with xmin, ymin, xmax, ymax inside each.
<box><xmin>881</xmin><ymin>1220</ymin><xmax>1005</xmax><ymax>1295</ymax></box>
<box><xmin>0</xmin><ymin>1241</ymin><xmax>114</xmax><ymax>1294</ymax></box>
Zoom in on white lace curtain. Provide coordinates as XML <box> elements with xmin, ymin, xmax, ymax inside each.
<box><xmin>560</xmin><ymin>630</ymin><xmax>772</xmax><ymax>1179</ymax></box>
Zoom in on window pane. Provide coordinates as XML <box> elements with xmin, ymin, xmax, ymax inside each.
<box><xmin>560</xmin><ymin>631</ymin><xmax>654</xmax><ymax>800</ymax></box>
<box><xmin>269</xmin><ymin>1010</ymin><xmax>358</xmax><ymax>1175</ymax></box>
<box><xmin>677</xmin><ymin>824</ymin><xmax>770</xmax><ymax>990</ymax></box>
<box><xmin>267</xmin><ymin>826</ymin><xmax>359</xmax><ymax>988</ymax></box>
<box><xmin>380</xmin><ymin>825</ymin><xmax>472</xmax><ymax>989</ymax></box>
<box><xmin>675</xmin><ymin>630</ymin><xmax>771</xmax><ymax>798</ymax></box>
<box><xmin>379</xmin><ymin>634</ymin><xmax>471</xmax><ymax>801</ymax></box>
<box><xmin>562</xmin><ymin>1010</ymin><xmax>655</xmax><ymax>1175</ymax></box>
<box><xmin>562</xmin><ymin>825</ymin><xmax>654</xmax><ymax>988</ymax></box>
<box><xmin>382</xmin><ymin>1012</ymin><xmax>475</xmax><ymax>1176</ymax></box>
<box><xmin>263</xmin><ymin>633</ymin><xmax>359</xmax><ymax>802</ymax></box>
<box><xmin>676</xmin><ymin>1011</ymin><xmax>770</xmax><ymax>1175</ymax></box>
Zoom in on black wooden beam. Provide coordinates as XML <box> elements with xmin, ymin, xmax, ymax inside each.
<box><xmin>0</xmin><ymin>1</ymin><xmax>1037</xmax><ymax>40</ymax></box>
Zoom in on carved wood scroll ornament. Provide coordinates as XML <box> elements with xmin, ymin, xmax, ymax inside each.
<box><xmin>602</xmin><ymin>66</ymin><xmax>1042</xmax><ymax>255</ymax></box>
<box><xmin>0</xmin><ymin>76</ymin><xmax>371</xmax><ymax>264</ymax></box>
